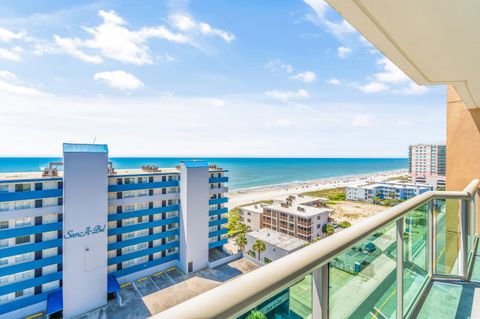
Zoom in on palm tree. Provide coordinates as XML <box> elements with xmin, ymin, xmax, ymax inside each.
<box><xmin>252</xmin><ymin>239</ymin><xmax>266</xmax><ymax>261</ymax></box>
<box><xmin>246</xmin><ymin>311</ymin><xmax>267</xmax><ymax>319</ymax></box>
<box><xmin>235</xmin><ymin>233</ymin><xmax>248</xmax><ymax>253</ymax></box>
<box><xmin>322</xmin><ymin>224</ymin><xmax>334</xmax><ymax>236</ymax></box>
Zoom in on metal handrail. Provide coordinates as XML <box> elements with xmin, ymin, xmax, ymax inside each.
<box><xmin>152</xmin><ymin>179</ymin><xmax>480</xmax><ymax>319</ymax></box>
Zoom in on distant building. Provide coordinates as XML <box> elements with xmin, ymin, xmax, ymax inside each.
<box><xmin>346</xmin><ymin>182</ymin><xmax>433</xmax><ymax>202</ymax></box>
<box><xmin>245</xmin><ymin>229</ymin><xmax>307</xmax><ymax>264</ymax></box>
<box><xmin>261</xmin><ymin>195</ymin><xmax>331</xmax><ymax>242</ymax></box>
<box><xmin>238</xmin><ymin>204</ymin><xmax>265</xmax><ymax>231</ymax></box>
<box><xmin>408</xmin><ymin>143</ymin><xmax>446</xmax><ymax>187</ymax></box>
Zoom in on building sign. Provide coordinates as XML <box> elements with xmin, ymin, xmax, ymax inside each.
<box><xmin>64</xmin><ymin>224</ymin><xmax>106</xmax><ymax>239</ymax></box>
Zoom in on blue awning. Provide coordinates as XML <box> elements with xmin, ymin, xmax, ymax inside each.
<box><xmin>108</xmin><ymin>275</ymin><xmax>120</xmax><ymax>294</ymax></box>
<box><xmin>46</xmin><ymin>289</ymin><xmax>63</xmax><ymax>315</ymax></box>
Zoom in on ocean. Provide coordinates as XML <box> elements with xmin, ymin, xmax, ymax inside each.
<box><xmin>0</xmin><ymin>157</ymin><xmax>407</xmax><ymax>190</ymax></box>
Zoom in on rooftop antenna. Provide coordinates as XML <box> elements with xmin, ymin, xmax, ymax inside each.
<box><xmin>92</xmin><ymin>137</ymin><xmax>96</xmax><ymax>144</ymax></box>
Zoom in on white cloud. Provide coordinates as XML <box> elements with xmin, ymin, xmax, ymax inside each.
<box><xmin>358</xmin><ymin>57</ymin><xmax>428</xmax><ymax>95</ymax></box>
<box><xmin>0</xmin><ymin>27</ymin><xmax>26</xmax><ymax>42</ymax></box>
<box><xmin>0</xmin><ymin>71</ymin><xmax>16</xmax><ymax>80</ymax></box>
<box><xmin>337</xmin><ymin>46</ymin><xmax>352</xmax><ymax>59</ymax></box>
<box><xmin>289</xmin><ymin>71</ymin><xmax>316</xmax><ymax>83</ymax></box>
<box><xmin>358</xmin><ymin>82</ymin><xmax>389</xmax><ymax>93</ymax></box>
<box><xmin>304</xmin><ymin>1</ymin><xmax>357</xmax><ymax>41</ymax></box>
<box><xmin>265</xmin><ymin>59</ymin><xmax>294</xmax><ymax>73</ymax></box>
<box><xmin>0</xmin><ymin>46</ymin><xmax>22</xmax><ymax>61</ymax></box>
<box><xmin>374</xmin><ymin>57</ymin><xmax>409</xmax><ymax>84</ymax></box>
<box><xmin>326</xmin><ymin>78</ymin><xmax>341</xmax><ymax>85</ymax></box>
<box><xmin>267</xmin><ymin>119</ymin><xmax>293</xmax><ymax>127</ymax></box>
<box><xmin>303</xmin><ymin>0</ymin><xmax>329</xmax><ymax>21</ymax></box>
<box><xmin>0</xmin><ymin>72</ymin><xmax>45</xmax><ymax>96</ymax></box>
<box><xmin>265</xmin><ymin>89</ymin><xmax>309</xmax><ymax>100</ymax></box>
<box><xmin>352</xmin><ymin>115</ymin><xmax>374</xmax><ymax>128</ymax></box>
<box><xmin>54</xmin><ymin>36</ymin><xmax>102</xmax><ymax>63</ymax></box>
<box><xmin>169</xmin><ymin>14</ymin><xmax>235</xmax><ymax>43</ymax></box>
<box><xmin>54</xmin><ymin>10</ymin><xmax>189</xmax><ymax>65</ymax></box>
<box><xmin>399</xmin><ymin>82</ymin><xmax>429</xmax><ymax>95</ymax></box>
<box><xmin>209</xmin><ymin>98</ymin><xmax>225</xmax><ymax>107</ymax></box>
<box><xmin>94</xmin><ymin>70</ymin><xmax>144</xmax><ymax>91</ymax></box>
<box><xmin>325</xmin><ymin>19</ymin><xmax>356</xmax><ymax>37</ymax></box>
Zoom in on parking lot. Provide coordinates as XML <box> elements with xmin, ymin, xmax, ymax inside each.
<box><xmin>74</xmin><ymin>258</ymin><xmax>258</xmax><ymax>319</ymax></box>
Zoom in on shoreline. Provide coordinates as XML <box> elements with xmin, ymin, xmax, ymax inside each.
<box><xmin>227</xmin><ymin>168</ymin><xmax>408</xmax><ymax>209</ymax></box>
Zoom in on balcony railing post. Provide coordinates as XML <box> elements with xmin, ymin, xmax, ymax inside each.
<box><xmin>427</xmin><ymin>200</ymin><xmax>434</xmax><ymax>277</ymax></box>
<box><xmin>312</xmin><ymin>264</ymin><xmax>329</xmax><ymax>319</ymax></box>
<box><xmin>461</xmin><ymin>199</ymin><xmax>469</xmax><ymax>280</ymax></box>
<box><xmin>396</xmin><ymin>218</ymin><xmax>404</xmax><ymax>319</ymax></box>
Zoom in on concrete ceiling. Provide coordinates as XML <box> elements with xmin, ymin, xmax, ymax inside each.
<box><xmin>326</xmin><ymin>0</ymin><xmax>480</xmax><ymax>108</ymax></box>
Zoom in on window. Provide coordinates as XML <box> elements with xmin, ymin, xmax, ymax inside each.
<box><xmin>0</xmin><ymin>276</ymin><xmax>8</xmax><ymax>285</ymax></box>
<box><xmin>57</xmin><ymin>182</ymin><xmax>63</xmax><ymax>189</ymax></box>
<box><xmin>14</xmin><ymin>271</ymin><xmax>33</xmax><ymax>281</ymax></box>
<box><xmin>15</xmin><ymin>253</ymin><xmax>33</xmax><ymax>263</ymax></box>
<box><xmin>0</xmin><ymin>240</ymin><xmax>7</xmax><ymax>248</ymax></box>
<box><xmin>0</xmin><ymin>221</ymin><xmax>8</xmax><ymax>229</ymax></box>
<box><xmin>15</xmin><ymin>218</ymin><xmax>32</xmax><ymax>228</ymax></box>
<box><xmin>34</xmin><ymin>183</ymin><xmax>43</xmax><ymax>191</ymax></box>
<box><xmin>0</xmin><ymin>258</ymin><xmax>7</xmax><ymax>266</ymax></box>
<box><xmin>116</xmin><ymin>178</ymin><xmax>123</xmax><ymax>185</ymax></box>
<box><xmin>15</xmin><ymin>235</ymin><xmax>31</xmax><ymax>245</ymax></box>
<box><xmin>0</xmin><ymin>203</ymin><xmax>8</xmax><ymax>212</ymax></box>
<box><xmin>15</xmin><ymin>184</ymin><xmax>31</xmax><ymax>192</ymax></box>
<box><xmin>0</xmin><ymin>185</ymin><xmax>8</xmax><ymax>193</ymax></box>
<box><xmin>57</xmin><ymin>198</ymin><xmax>63</xmax><ymax>205</ymax></box>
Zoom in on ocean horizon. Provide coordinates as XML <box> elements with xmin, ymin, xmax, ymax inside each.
<box><xmin>0</xmin><ymin>157</ymin><xmax>408</xmax><ymax>190</ymax></box>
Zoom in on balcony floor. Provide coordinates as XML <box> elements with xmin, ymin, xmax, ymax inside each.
<box><xmin>416</xmin><ymin>252</ymin><xmax>480</xmax><ymax>318</ymax></box>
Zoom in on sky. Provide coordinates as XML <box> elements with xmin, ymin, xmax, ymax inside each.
<box><xmin>0</xmin><ymin>0</ymin><xmax>446</xmax><ymax>157</ymax></box>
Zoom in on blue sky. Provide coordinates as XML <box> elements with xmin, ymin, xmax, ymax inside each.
<box><xmin>0</xmin><ymin>0</ymin><xmax>446</xmax><ymax>157</ymax></box>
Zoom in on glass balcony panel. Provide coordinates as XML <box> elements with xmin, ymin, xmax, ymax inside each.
<box><xmin>403</xmin><ymin>203</ymin><xmax>429</xmax><ymax>315</ymax></box>
<box><xmin>237</xmin><ymin>274</ymin><xmax>312</xmax><ymax>319</ymax></box>
<box><xmin>434</xmin><ymin>199</ymin><xmax>462</xmax><ymax>276</ymax></box>
<box><xmin>329</xmin><ymin>221</ymin><xmax>397</xmax><ymax>319</ymax></box>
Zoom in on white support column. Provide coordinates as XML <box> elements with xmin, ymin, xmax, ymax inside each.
<box><xmin>179</xmin><ymin>161</ymin><xmax>209</xmax><ymax>273</ymax></box>
<box><xmin>427</xmin><ymin>201</ymin><xmax>434</xmax><ymax>277</ymax></box>
<box><xmin>461</xmin><ymin>199</ymin><xmax>469</xmax><ymax>279</ymax></box>
<box><xmin>62</xmin><ymin>143</ymin><xmax>109</xmax><ymax>319</ymax></box>
<box><xmin>396</xmin><ymin>218</ymin><xmax>404</xmax><ymax>319</ymax></box>
<box><xmin>312</xmin><ymin>264</ymin><xmax>329</xmax><ymax>319</ymax></box>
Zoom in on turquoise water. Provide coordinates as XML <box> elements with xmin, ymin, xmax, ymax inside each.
<box><xmin>0</xmin><ymin>158</ymin><xmax>407</xmax><ymax>190</ymax></box>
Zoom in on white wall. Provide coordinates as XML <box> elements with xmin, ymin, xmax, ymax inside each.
<box><xmin>63</xmin><ymin>148</ymin><xmax>108</xmax><ymax>318</ymax></box>
<box><xmin>179</xmin><ymin>163</ymin><xmax>209</xmax><ymax>273</ymax></box>
<box><xmin>246</xmin><ymin>234</ymin><xmax>291</xmax><ymax>263</ymax></box>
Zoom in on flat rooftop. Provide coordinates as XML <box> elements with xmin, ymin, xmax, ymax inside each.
<box><xmin>272</xmin><ymin>194</ymin><xmax>327</xmax><ymax>205</ymax></box>
<box><xmin>247</xmin><ymin>228</ymin><xmax>307</xmax><ymax>252</ymax></box>
<box><xmin>239</xmin><ymin>204</ymin><xmax>265</xmax><ymax>214</ymax></box>
<box><xmin>0</xmin><ymin>171</ymin><xmax>63</xmax><ymax>181</ymax></box>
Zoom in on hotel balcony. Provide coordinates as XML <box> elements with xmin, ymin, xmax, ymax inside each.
<box><xmin>152</xmin><ymin>180</ymin><xmax>480</xmax><ymax>318</ymax></box>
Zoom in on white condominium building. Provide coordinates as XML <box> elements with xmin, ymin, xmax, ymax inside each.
<box><xmin>346</xmin><ymin>182</ymin><xmax>433</xmax><ymax>202</ymax></box>
<box><xmin>408</xmin><ymin>143</ymin><xmax>446</xmax><ymax>187</ymax></box>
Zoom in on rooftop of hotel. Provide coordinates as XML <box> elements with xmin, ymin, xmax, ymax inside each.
<box><xmin>0</xmin><ymin>171</ymin><xmax>64</xmax><ymax>181</ymax></box>
<box><xmin>239</xmin><ymin>204</ymin><xmax>265</xmax><ymax>214</ymax></box>
<box><xmin>271</xmin><ymin>194</ymin><xmax>327</xmax><ymax>205</ymax></box>
<box><xmin>247</xmin><ymin>228</ymin><xmax>307</xmax><ymax>252</ymax></box>
<box><xmin>267</xmin><ymin>195</ymin><xmax>332</xmax><ymax>217</ymax></box>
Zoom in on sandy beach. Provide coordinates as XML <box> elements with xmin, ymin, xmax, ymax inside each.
<box><xmin>227</xmin><ymin>169</ymin><xmax>408</xmax><ymax>209</ymax></box>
